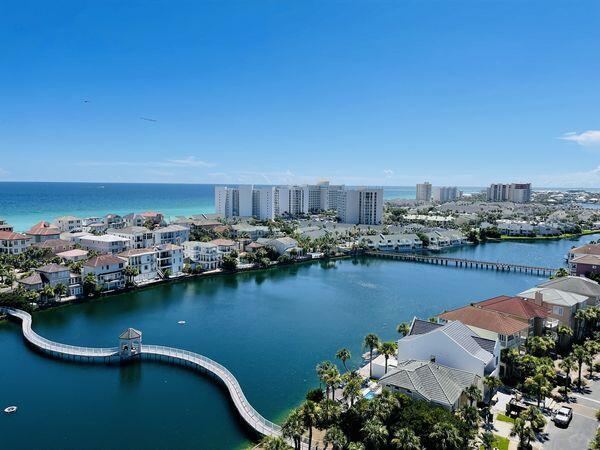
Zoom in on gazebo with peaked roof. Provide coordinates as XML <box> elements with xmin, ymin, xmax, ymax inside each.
<box><xmin>119</xmin><ymin>328</ymin><xmax>142</xmax><ymax>358</ymax></box>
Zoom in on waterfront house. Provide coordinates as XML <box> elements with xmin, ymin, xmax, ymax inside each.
<box><xmin>210</xmin><ymin>238</ymin><xmax>237</xmax><ymax>254</ymax></box>
<box><xmin>568</xmin><ymin>243</ymin><xmax>600</xmax><ymax>262</ymax></box>
<box><xmin>0</xmin><ymin>231</ymin><xmax>31</xmax><ymax>255</ymax></box>
<box><xmin>155</xmin><ymin>243</ymin><xmax>184</xmax><ymax>277</ymax></box>
<box><xmin>25</xmin><ymin>221</ymin><xmax>61</xmax><ymax>243</ymax></box>
<box><xmin>56</xmin><ymin>249</ymin><xmax>89</xmax><ymax>262</ymax></box>
<box><xmin>0</xmin><ymin>219</ymin><xmax>13</xmax><ymax>232</ymax></box>
<box><xmin>54</xmin><ymin>216</ymin><xmax>83</xmax><ymax>233</ymax></box>
<box><xmin>258</xmin><ymin>237</ymin><xmax>302</xmax><ymax>256</ymax></box>
<box><xmin>153</xmin><ymin>224</ymin><xmax>190</xmax><ymax>246</ymax></box>
<box><xmin>79</xmin><ymin>234</ymin><xmax>130</xmax><ymax>254</ymax></box>
<box><xmin>108</xmin><ymin>226</ymin><xmax>155</xmax><ymax>249</ymax></box>
<box><xmin>18</xmin><ymin>272</ymin><xmax>43</xmax><ymax>291</ymax></box>
<box><xmin>182</xmin><ymin>241</ymin><xmax>222</xmax><ymax>271</ymax></box>
<box><xmin>518</xmin><ymin>288</ymin><xmax>590</xmax><ymax>329</ymax></box>
<box><xmin>35</xmin><ymin>263</ymin><xmax>81</xmax><ymax>297</ymax></box>
<box><xmin>379</xmin><ymin>359</ymin><xmax>481</xmax><ymax>411</ymax></box>
<box><xmin>473</xmin><ymin>295</ymin><xmax>550</xmax><ymax>336</ymax></box>
<box><xmin>398</xmin><ymin>318</ymin><xmax>500</xmax><ymax>378</ymax></box>
<box><xmin>437</xmin><ymin>306</ymin><xmax>529</xmax><ymax>350</ymax></box>
<box><xmin>570</xmin><ymin>254</ymin><xmax>600</xmax><ymax>277</ymax></box>
<box><xmin>423</xmin><ymin>230</ymin><xmax>467</xmax><ymax>250</ymax></box>
<box><xmin>359</xmin><ymin>233</ymin><xmax>422</xmax><ymax>252</ymax></box>
<box><xmin>33</xmin><ymin>238</ymin><xmax>74</xmax><ymax>254</ymax></box>
<box><xmin>537</xmin><ymin>276</ymin><xmax>600</xmax><ymax>305</ymax></box>
<box><xmin>117</xmin><ymin>248</ymin><xmax>158</xmax><ymax>283</ymax></box>
<box><xmin>83</xmin><ymin>221</ymin><xmax>108</xmax><ymax>234</ymax></box>
<box><xmin>83</xmin><ymin>254</ymin><xmax>125</xmax><ymax>290</ymax></box>
<box><xmin>104</xmin><ymin>213</ymin><xmax>126</xmax><ymax>229</ymax></box>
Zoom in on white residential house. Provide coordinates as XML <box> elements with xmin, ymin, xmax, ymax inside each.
<box><xmin>397</xmin><ymin>318</ymin><xmax>500</xmax><ymax>379</ymax></box>
<box><xmin>56</xmin><ymin>249</ymin><xmax>89</xmax><ymax>262</ymax></box>
<box><xmin>35</xmin><ymin>263</ymin><xmax>71</xmax><ymax>288</ymax></box>
<box><xmin>55</xmin><ymin>216</ymin><xmax>83</xmax><ymax>233</ymax></box>
<box><xmin>83</xmin><ymin>254</ymin><xmax>126</xmax><ymax>290</ymax></box>
<box><xmin>230</xmin><ymin>224</ymin><xmax>269</xmax><ymax>240</ymax></box>
<box><xmin>153</xmin><ymin>224</ymin><xmax>190</xmax><ymax>246</ymax></box>
<box><xmin>155</xmin><ymin>244</ymin><xmax>184</xmax><ymax>277</ymax></box>
<box><xmin>0</xmin><ymin>231</ymin><xmax>31</xmax><ymax>255</ymax></box>
<box><xmin>263</xmin><ymin>237</ymin><xmax>301</xmax><ymax>256</ymax></box>
<box><xmin>359</xmin><ymin>233</ymin><xmax>422</xmax><ymax>252</ymax></box>
<box><xmin>210</xmin><ymin>239</ymin><xmax>237</xmax><ymax>254</ymax></box>
<box><xmin>183</xmin><ymin>241</ymin><xmax>222</xmax><ymax>270</ymax></box>
<box><xmin>108</xmin><ymin>226</ymin><xmax>155</xmax><ymax>249</ymax></box>
<box><xmin>78</xmin><ymin>234</ymin><xmax>130</xmax><ymax>254</ymax></box>
<box><xmin>117</xmin><ymin>248</ymin><xmax>158</xmax><ymax>282</ymax></box>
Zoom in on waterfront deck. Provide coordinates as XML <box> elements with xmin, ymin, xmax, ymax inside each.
<box><xmin>367</xmin><ymin>251</ymin><xmax>559</xmax><ymax>276</ymax></box>
<box><xmin>1</xmin><ymin>307</ymin><xmax>302</xmax><ymax>447</ymax></box>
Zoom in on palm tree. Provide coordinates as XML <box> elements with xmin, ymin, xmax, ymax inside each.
<box><xmin>391</xmin><ymin>428</ymin><xmax>422</xmax><ymax>450</ymax></box>
<box><xmin>379</xmin><ymin>341</ymin><xmax>398</xmax><ymax>374</ymax></box>
<box><xmin>40</xmin><ymin>284</ymin><xmax>55</xmax><ymax>302</ymax></box>
<box><xmin>557</xmin><ymin>325</ymin><xmax>573</xmax><ymax>352</ymax></box>
<box><xmin>300</xmin><ymin>400</ymin><xmax>320</xmax><ymax>450</ymax></box>
<box><xmin>526</xmin><ymin>336</ymin><xmax>555</xmax><ymax>357</ymax></box>
<box><xmin>343</xmin><ymin>376</ymin><xmax>362</xmax><ymax>407</ymax></box>
<box><xmin>323</xmin><ymin>426</ymin><xmax>347</xmax><ymax>450</ymax></box>
<box><xmin>559</xmin><ymin>356</ymin><xmax>576</xmax><ymax>400</ymax></box>
<box><xmin>429</xmin><ymin>423</ymin><xmax>462</xmax><ymax>450</ymax></box>
<box><xmin>396</xmin><ymin>322</ymin><xmax>410</xmax><ymax>337</ymax></box>
<box><xmin>464</xmin><ymin>385</ymin><xmax>482</xmax><ymax>407</ymax></box>
<box><xmin>521</xmin><ymin>406</ymin><xmax>546</xmax><ymax>432</ymax></box>
<box><xmin>524</xmin><ymin>372</ymin><xmax>552</xmax><ymax>407</ymax></box>
<box><xmin>574</xmin><ymin>308</ymin><xmax>589</xmax><ymax>340</ymax></box>
<box><xmin>282</xmin><ymin>408</ymin><xmax>305</xmax><ymax>450</ymax></box>
<box><xmin>54</xmin><ymin>283</ymin><xmax>68</xmax><ymax>300</ymax></box>
<box><xmin>260</xmin><ymin>435</ymin><xmax>292</xmax><ymax>450</ymax></box>
<box><xmin>361</xmin><ymin>418</ymin><xmax>388</xmax><ymax>449</ymax></box>
<box><xmin>335</xmin><ymin>348</ymin><xmax>351</xmax><ymax>372</ymax></box>
<box><xmin>363</xmin><ymin>333</ymin><xmax>380</xmax><ymax>378</ymax></box>
<box><xmin>511</xmin><ymin>417</ymin><xmax>535</xmax><ymax>449</ymax></box>
<box><xmin>572</xmin><ymin>344</ymin><xmax>588</xmax><ymax>388</ymax></box>
<box><xmin>326</xmin><ymin>367</ymin><xmax>342</xmax><ymax>402</ymax></box>
<box><xmin>316</xmin><ymin>361</ymin><xmax>335</xmax><ymax>399</ymax></box>
<box><xmin>480</xmin><ymin>431</ymin><xmax>495</xmax><ymax>450</ymax></box>
<box><xmin>483</xmin><ymin>376</ymin><xmax>503</xmax><ymax>404</ymax></box>
<box><xmin>347</xmin><ymin>443</ymin><xmax>366</xmax><ymax>450</ymax></box>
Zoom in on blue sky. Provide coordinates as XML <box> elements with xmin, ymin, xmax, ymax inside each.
<box><xmin>1</xmin><ymin>0</ymin><xmax>599</xmax><ymax>187</ymax></box>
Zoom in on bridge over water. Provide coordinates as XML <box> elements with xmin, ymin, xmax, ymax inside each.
<box><xmin>1</xmin><ymin>307</ymin><xmax>304</xmax><ymax>447</ymax></box>
<box><xmin>367</xmin><ymin>251</ymin><xmax>559</xmax><ymax>277</ymax></box>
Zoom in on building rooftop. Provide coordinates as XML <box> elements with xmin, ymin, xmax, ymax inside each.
<box><xmin>571</xmin><ymin>244</ymin><xmax>600</xmax><ymax>256</ymax></box>
<box><xmin>0</xmin><ymin>231</ymin><xmax>30</xmax><ymax>240</ymax></box>
<box><xmin>36</xmin><ymin>263</ymin><xmax>70</xmax><ymax>274</ymax></box>
<box><xmin>84</xmin><ymin>254</ymin><xmax>124</xmax><ymax>267</ymax></box>
<box><xmin>518</xmin><ymin>287</ymin><xmax>589</xmax><ymax>307</ymax></box>
<box><xmin>211</xmin><ymin>238</ymin><xmax>236</xmax><ymax>246</ymax></box>
<box><xmin>438</xmin><ymin>305</ymin><xmax>529</xmax><ymax>336</ymax></box>
<box><xmin>474</xmin><ymin>295</ymin><xmax>550</xmax><ymax>320</ymax></box>
<box><xmin>109</xmin><ymin>226</ymin><xmax>151</xmax><ymax>234</ymax></box>
<box><xmin>26</xmin><ymin>221</ymin><xmax>61</xmax><ymax>236</ymax></box>
<box><xmin>118</xmin><ymin>248</ymin><xmax>157</xmax><ymax>257</ymax></box>
<box><xmin>56</xmin><ymin>249</ymin><xmax>89</xmax><ymax>258</ymax></box>
<box><xmin>571</xmin><ymin>254</ymin><xmax>600</xmax><ymax>265</ymax></box>
<box><xmin>119</xmin><ymin>328</ymin><xmax>142</xmax><ymax>339</ymax></box>
<box><xmin>19</xmin><ymin>273</ymin><xmax>42</xmax><ymax>285</ymax></box>
<box><xmin>80</xmin><ymin>234</ymin><xmax>130</xmax><ymax>243</ymax></box>
<box><xmin>379</xmin><ymin>359</ymin><xmax>480</xmax><ymax>408</ymax></box>
<box><xmin>537</xmin><ymin>276</ymin><xmax>600</xmax><ymax>298</ymax></box>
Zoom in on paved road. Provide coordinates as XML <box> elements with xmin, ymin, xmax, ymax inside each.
<box><xmin>543</xmin><ymin>413</ymin><xmax>597</xmax><ymax>450</ymax></box>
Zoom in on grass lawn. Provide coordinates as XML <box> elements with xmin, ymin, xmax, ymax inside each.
<box><xmin>496</xmin><ymin>413</ymin><xmax>515</xmax><ymax>424</ymax></box>
<box><xmin>480</xmin><ymin>435</ymin><xmax>510</xmax><ymax>450</ymax></box>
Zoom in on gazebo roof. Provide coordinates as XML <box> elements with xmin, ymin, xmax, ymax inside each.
<box><xmin>119</xmin><ymin>328</ymin><xmax>142</xmax><ymax>339</ymax></box>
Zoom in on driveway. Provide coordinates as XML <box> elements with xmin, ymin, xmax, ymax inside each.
<box><xmin>542</xmin><ymin>412</ymin><xmax>597</xmax><ymax>450</ymax></box>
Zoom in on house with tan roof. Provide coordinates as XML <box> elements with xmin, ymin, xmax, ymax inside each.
<box><xmin>25</xmin><ymin>221</ymin><xmax>61</xmax><ymax>243</ymax></box>
<box><xmin>0</xmin><ymin>231</ymin><xmax>31</xmax><ymax>255</ymax></box>
<box><xmin>118</xmin><ymin>248</ymin><xmax>158</xmax><ymax>283</ymax></box>
<box><xmin>54</xmin><ymin>216</ymin><xmax>83</xmax><ymax>233</ymax></box>
<box><xmin>56</xmin><ymin>249</ymin><xmax>89</xmax><ymax>262</ymax></box>
<box><xmin>33</xmin><ymin>238</ymin><xmax>74</xmax><ymax>254</ymax></box>
<box><xmin>83</xmin><ymin>254</ymin><xmax>125</xmax><ymax>290</ymax></box>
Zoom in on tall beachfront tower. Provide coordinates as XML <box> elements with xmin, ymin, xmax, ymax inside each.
<box><xmin>416</xmin><ymin>182</ymin><xmax>432</xmax><ymax>202</ymax></box>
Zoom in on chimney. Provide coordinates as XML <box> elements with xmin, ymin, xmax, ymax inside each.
<box><xmin>534</xmin><ymin>290</ymin><xmax>543</xmax><ymax>306</ymax></box>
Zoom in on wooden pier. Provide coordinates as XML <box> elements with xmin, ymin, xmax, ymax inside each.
<box><xmin>367</xmin><ymin>251</ymin><xmax>558</xmax><ymax>277</ymax></box>
<box><xmin>1</xmin><ymin>307</ymin><xmax>306</xmax><ymax>447</ymax></box>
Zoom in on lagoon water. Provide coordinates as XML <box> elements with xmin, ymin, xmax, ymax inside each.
<box><xmin>1</xmin><ymin>236</ymin><xmax>594</xmax><ymax>449</ymax></box>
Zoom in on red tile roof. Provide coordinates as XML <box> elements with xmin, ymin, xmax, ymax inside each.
<box><xmin>0</xmin><ymin>231</ymin><xmax>30</xmax><ymax>240</ymax></box>
<box><xmin>438</xmin><ymin>306</ymin><xmax>529</xmax><ymax>336</ymax></box>
<box><xmin>26</xmin><ymin>221</ymin><xmax>61</xmax><ymax>236</ymax></box>
<box><xmin>211</xmin><ymin>238</ymin><xmax>235</xmax><ymax>246</ymax></box>
<box><xmin>474</xmin><ymin>295</ymin><xmax>550</xmax><ymax>320</ymax></box>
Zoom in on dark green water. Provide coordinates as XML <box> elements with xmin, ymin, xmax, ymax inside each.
<box><xmin>0</xmin><ymin>237</ymin><xmax>594</xmax><ymax>449</ymax></box>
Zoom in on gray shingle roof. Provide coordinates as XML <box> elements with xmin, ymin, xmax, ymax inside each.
<box><xmin>379</xmin><ymin>359</ymin><xmax>480</xmax><ymax>408</ymax></box>
<box><xmin>409</xmin><ymin>318</ymin><xmax>443</xmax><ymax>336</ymax></box>
<box><xmin>119</xmin><ymin>328</ymin><xmax>142</xmax><ymax>339</ymax></box>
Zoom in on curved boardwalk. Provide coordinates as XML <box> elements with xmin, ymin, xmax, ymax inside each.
<box><xmin>1</xmin><ymin>307</ymin><xmax>300</xmax><ymax>447</ymax></box>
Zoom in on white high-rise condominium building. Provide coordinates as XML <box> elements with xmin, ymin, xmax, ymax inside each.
<box><xmin>486</xmin><ymin>183</ymin><xmax>531</xmax><ymax>203</ymax></box>
<box><xmin>416</xmin><ymin>182</ymin><xmax>432</xmax><ymax>202</ymax></box>
<box><xmin>214</xmin><ymin>182</ymin><xmax>383</xmax><ymax>224</ymax></box>
<box><xmin>432</xmin><ymin>186</ymin><xmax>459</xmax><ymax>203</ymax></box>
<box><xmin>215</xmin><ymin>185</ymin><xmax>253</xmax><ymax>218</ymax></box>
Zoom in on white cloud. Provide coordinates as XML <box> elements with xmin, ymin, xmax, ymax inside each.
<box><xmin>558</xmin><ymin>130</ymin><xmax>600</xmax><ymax>147</ymax></box>
<box><xmin>383</xmin><ymin>169</ymin><xmax>394</xmax><ymax>179</ymax></box>
<box><xmin>165</xmin><ymin>156</ymin><xmax>214</xmax><ymax>168</ymax></box>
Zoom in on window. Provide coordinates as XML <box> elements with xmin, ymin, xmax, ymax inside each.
<box><xmin>552</xmin><ymin>306</ymin><xmax>564</xmax><ymax>316</ymax></box>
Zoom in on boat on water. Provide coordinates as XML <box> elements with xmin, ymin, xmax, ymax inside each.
<box><xmin>4</xmin><ymin>406</ymin><xmax>17</xmax><ymax>414</ymax></box>
<box><xmin>177</xmin><ymin>320</ymin><xmax>186</xmax><ymax>325</ymax></box>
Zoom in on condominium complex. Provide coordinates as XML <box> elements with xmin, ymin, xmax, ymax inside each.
<box><xmin>215</xmin><ymin>182</ymin><xmax>383</xmax><ymax>224</ymax></box>
<box><xmin>486</xmin><ymin>183</ymin><xmax>531</xmax><ymax>203</ymax></box>
<box><xmin>415</xmin><ymin>182</ymin><xmax>432</xmax><ymax>202</ymax></box>
<box><xmin>432</xmin><ymin>186</ymin><xmax>459</xmax><ymax>203</ymax></box>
